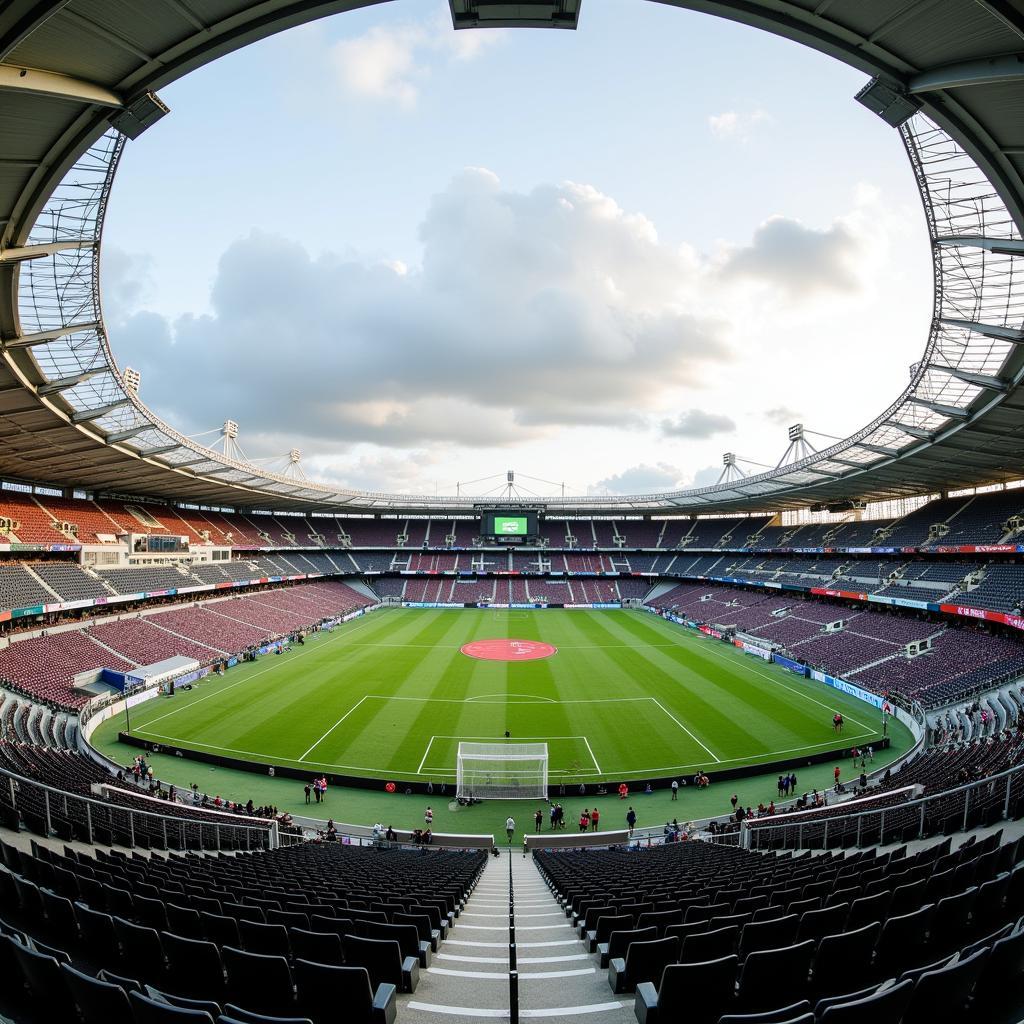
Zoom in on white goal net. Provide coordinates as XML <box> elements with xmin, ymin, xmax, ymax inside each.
<box><xmin>456</xmin><ymin>742</ymin><xmax>549</xmax><ymax>801</ymax></box>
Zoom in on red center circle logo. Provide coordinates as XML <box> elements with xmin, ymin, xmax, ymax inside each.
<box><xmin>460</xmin><ymin>638</ymin><xmax>557</xmax><ymax>662</ymax></box>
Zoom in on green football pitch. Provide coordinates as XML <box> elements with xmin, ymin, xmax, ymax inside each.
<box><xmin>98</xmin><ymin>607</ymin><xmax>900</xmax><ymax>785</ymax></box>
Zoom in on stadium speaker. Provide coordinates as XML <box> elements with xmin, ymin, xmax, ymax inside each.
<box><xmin>854</xmin><ymin>78</ymin><xmax>920</xmax><ymax>128</ymax></box>
<box><xmin>111</xmin><ymin>91</ymin><xmax>170</xmax><ymax>139</ymax></box>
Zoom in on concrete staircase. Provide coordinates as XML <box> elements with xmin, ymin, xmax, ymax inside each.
<box><xmin>404</xmin><ymin>847</ymin><xmax>633</xmax><ymax>1024</ymax></box>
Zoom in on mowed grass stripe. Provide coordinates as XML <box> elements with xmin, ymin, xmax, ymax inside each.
<box><xmin>595</xmin><ymin>612</ymin><xmax>819</xmax><ymax>757</ymax></box>
<box><xmin>377</xmin><ymin>612</ymin><xmax>488</xmax><ymax>774</ymax></box>
<box><xmin>631</xmin><ymin>612</ymin><xmax>880</xmax><ymax>738</ymax></box>
<box><xmin>129</xmin><ymin>608</ymin><xmax>889</xmax><ymax>781</ymax></box>
<box><xmin>563</xmin><ymin>612</ymin><xmax>748</xmax><ymax>761</ymax></box>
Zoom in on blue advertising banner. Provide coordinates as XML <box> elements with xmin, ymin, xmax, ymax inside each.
<box><xmin>772</xmin><ymin>653</ymin><xmax>808</xmax><ymax>677</ymax></box>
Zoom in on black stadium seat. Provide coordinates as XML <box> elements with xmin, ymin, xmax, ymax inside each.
<box><xmin>293</xmin><ymin>958</ymin><xmax>397</xmax><ymax>1024</ymax></box>
<box><xmin>901</xmin><ymin>945</ymin><xmax>990</xmax><ymax>1024</ymax></box>
<box><xmin>634</xmin><ymin>955</ymin><xmax>738</xmax><ymax>1024</ymax></box>
<box><xmin>128</xmin><ymin>989</ymin><xmax>217</xmax><ymax>1024</ymax></box>
<box><xmin>222</xmin><ymin>946</ymin><xmax>295</xmax><ymax>1018</ymax></box>
<box><xmin>341</xmin><ymin>934</ymin><xmax>419</xmax><ymax>994</ymax></box>
<box><xmin>598</xmin><ymin>925</ymin><xmax>656</xmax><ymax>969</ymax></box>
<box><xmin>819</xmin><ymin>978</ymin><xmax>913</xmax><ymax>1023</ymax></box>
<box><xmin>60</xmin><ymin>962</ymin><xmax>135</xmax><ymax>1024</ymax></box>
<box><xmin>289</xmin><ymin>927</ymin><xmax>344</xmax><ymax>966</ymax></box>
<box><xmin>735</xmin><ymin>940</ymin><xmax>814</xmax><ymax>1011</ymax></box>
<box><xmin>718</xmin><ymin>1001</ymin><xmax>812</xmax><ymax>1024</ymax></box>
<box><xmin>608</xmin><ymin>935</ymin><xmax>680</xmax><ymax>993</ymax></box>
<box><xmin>161</xmin><ymin>933</ymin><xmax>226</xmax><ymax>1002</ymax></box>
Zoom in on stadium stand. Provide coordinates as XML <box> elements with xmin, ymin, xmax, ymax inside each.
<box><xmin>85</xmin><ymin>618</ymin><xmax>219</xmax><ymax>667</ymax></box>
<box><xmin>29</xmin><ymin>563</ymin><xmax>111</xmax><ymax>602</ymax></box>
<box><xmin>536</xmin><ymin>831</ymin><xmax>1024</xmax><ymax>1022</ymax></box>
<box><xmin>0</xmin><ymin>741</ymin><xmax>275</xmax><ymax>848</ymax></box>
<box><xmin>0</xmin><ymin>633</ymin><xmax>134</xmax><ymax>709</ymax></box>
<box><xmin>955</xmin><ymin>564</ymin><xmax>1024</xmax><ymax>614</ymax></box>
<box><xmin>0</xmin><ymin>565</ymin><xmax>55</xmax><ymax>609</ymax></box>
<box><xmin>0</xmin><ymin>836</ymin><xmax>484</xmax><ymax>1021</ymax></box>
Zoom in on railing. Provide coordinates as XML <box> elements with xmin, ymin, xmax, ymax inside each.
<box><xmin>508</xmin><ymin>845</ymin><xmax>519</xmax><ymax>1024</ymax></box>
<box><xmin>0</xmin><ymin>760</ymin><xmax>278</xmax><ymax>852</ymax></box>
<box><xmin>742</xmin><ymin>761</ymin><xmax>1024</xmax><ymax>851</ymax></box>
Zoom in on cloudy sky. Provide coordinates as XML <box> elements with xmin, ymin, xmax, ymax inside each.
<box><xmin>101</xmin><ymin>0</ymin><xmax>933</xmax><ymax>497</ymax></box>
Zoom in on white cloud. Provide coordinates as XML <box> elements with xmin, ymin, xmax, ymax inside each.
<box><xmin>764</xmin><ymin>406</ymin><xmax>802</xmax><ymax>426</ymax></box>
<box><xmin>109</xmin><ymin>170</ymin><xmax>735</xmax><ymax>454</ymax></box>
<box><xmin>708</xmin><ymin>109</ymin><xmax>771</xmax><ymax>141</ymax></box>
<box><xmin>717</xmin><ymin>214</ymin><xmax>861</xmax><ymax>296</ymax></box>
<box><xmin>595</xmin><ymin>463</ymin><xmax>683</xmax><ymax>495</ymax></box>
<box><xmin>330</xmin><ymin>7</ymin><xmax>503</xmax><ymax>108</ymax></box>
<box><xmin>661</xmin><ymin>409</ymin><xmax>735</xmax><ymax>439</ymax></box>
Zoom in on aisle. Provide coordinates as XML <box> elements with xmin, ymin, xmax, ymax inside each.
<box><xmin>404</xmin><ymin>847</ymin><xmax>633</xmax><ymax>1023</ymax></box>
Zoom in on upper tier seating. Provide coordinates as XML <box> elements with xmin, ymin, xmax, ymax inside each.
<box><xmin>955</xmin><ymin>564</ymin><xmax>1024</xmax><ymax>615</ymax></box>
<box><xmin>29</xmin><ymin>563</ymin><xmax>110</xmax><ymax>602</ymax></box>
<box><xmin>96</xmin><ymin>565</ymin><xmax>197</xmax><ymax>595</ymax></box>
<box><xmin>0</xmin><ymin>565</ymin><xmax>53</xmax><ymax>610</ymax></box>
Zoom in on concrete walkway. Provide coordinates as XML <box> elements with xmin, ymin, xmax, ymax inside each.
<box><xmin>404</xmin><ymin>845</ymin><xmax>633</xmax><ymax>1024</ymax></box>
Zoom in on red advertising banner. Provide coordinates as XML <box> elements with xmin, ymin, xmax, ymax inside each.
<box><xmin>939</xmin><ymin>604</ymin><xmax>1024</xmax><ymax>632</ymax></box>
<box><xmin>810</xmin><ymin>587</ymin><xmax>868</xmax><ymax>602</ymax></box>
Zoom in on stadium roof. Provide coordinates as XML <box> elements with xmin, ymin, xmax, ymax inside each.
<box><xmin>1</xmin><ymin>1</ymin><xmax>1023</xmax><ymax>515</ymax></box>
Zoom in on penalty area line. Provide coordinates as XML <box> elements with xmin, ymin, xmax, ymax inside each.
<box><xmin>299</xmin><ymin>695</ymin><xmax>370</xmax><ymax>761</ymax></box>
<box><xmin>582</xmin><ymin>736</ymin><xmax>601</xmax><ymax>774</ymax></box>
<box><xmin>417</xmin><ymin>736</ymin><xmax>436</xmax><ymax>775</ymax></box>
<box><xmin>650</xmin><ymin>698</ymin><xmax>721</xmax><ymax>764</ymax></box>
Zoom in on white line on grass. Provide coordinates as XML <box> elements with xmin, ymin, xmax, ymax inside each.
<box><xmin>376</xmin><ymin>695</ymin><xmax>652</xmax><ymax>705</ymax></box>
<box><xmin>644</xmin><ymin>614</ymin><xmax>875</xmax><ymax>732</ymax></box>
<box><xmin>134</xmin><ymin>612</ymin><xmax>382</xmax><ymax>732</ymax></box>
<box><xmin>417</xmin><ymin>736</ymin><xmax>435</xmax><ymax>775</ymax></box>
<box><xmin>133</xmin><ymin>724</ymin><xmax>873</xmax><ymax>780</ymax></box>
<box><xmin>300</xmin><ymin>695</ymin><xmax>371</xmax><ymax>761</ymax></box>
<box><xmin>650</xmin><ymin>698</ymin><xmax>721</xmax><ymax>763</ymax></box>
<box><xmin>582</xmin><ymin>736</ymin><xmax>602</xmax><ymax>774</ymax></box>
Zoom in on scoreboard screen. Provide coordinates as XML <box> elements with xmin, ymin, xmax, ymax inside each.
<box><xmin>482</xmin><ymin>511</ymin><xmax>538</xmax><ymax>543</ymax></box>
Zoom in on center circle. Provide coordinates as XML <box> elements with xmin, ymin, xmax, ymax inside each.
<box><xmin>460</xmin><ymin>638</ymin><xmax>558</xmax><ymax>662</ymax></box>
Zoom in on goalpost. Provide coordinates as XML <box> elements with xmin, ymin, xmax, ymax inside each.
<box><xmin>456</xmin><ymin>742</ymin><xmax>549</xmax><ymax>801</ymax></box>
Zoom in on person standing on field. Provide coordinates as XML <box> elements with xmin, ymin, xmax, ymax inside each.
<box><xmin>506</xmin><ymin>816</ymin><xmax>515</xmax><ymax>843</ymax></box>
<box><xmin>590</xmin><ymin>806</ymin><xmax>600</xmax><ymax>831</ymax></box>
<box><xmin>671</xmin><ymin>780</ymin><xmax>679</xmax><ymax>801</ymax></box>
<box><xmin>535</xmin><ymin>809</ymin><xmax>543</xmax><ymax>832</ymax></box>
<box><xmin>626</xmin><ymin>806</ymin><xmax>637</xmax><ymax>837</ymax></box>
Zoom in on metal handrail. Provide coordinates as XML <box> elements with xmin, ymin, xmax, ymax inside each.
<box><xmin>0</xmin><ymin>757</ymin><xmax>277</xmax><ymax>850</ymax></box>
<box><xmin>741</xmin><ymin>753</ymin><xmax>1024</xmax><ymax>850</ymax></box>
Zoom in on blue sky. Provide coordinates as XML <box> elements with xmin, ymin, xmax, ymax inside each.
<box><xmin>101</xmin><ymin>0</ymin><xmax>932</xmax><ymax>496</ymax></box>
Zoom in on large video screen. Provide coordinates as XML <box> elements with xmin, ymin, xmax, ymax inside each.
<box><xmin>482</xmin><ymin>511</ymin><xmax>538</xmax><ymax>542</ymax></box>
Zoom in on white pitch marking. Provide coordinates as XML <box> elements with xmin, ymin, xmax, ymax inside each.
<box><xmin>582</xmin><ymin>735</ymin><xmax>601</xmax><ymax>774</ymax></box>
<box><xmin>465</xmin><ymin>693</ymin><xmax>557</xmax><ymax>703</ymax></box>
<box><xmin>407</xmin><ymin>1002</ymin><xmax>628</xmax><ymax>1019</ymax></box>
<box><xmin>427</xmin><ymin>967</ymin><xmax>596</xmax><ymax>980</ymax></box>
<box><xmin>417</xmin><ymin>736</ymin><xmax>435</xmax><ymax>775</ymax></box>
<box><xmin>136</xmin><ymin>613</ymin><xmax>380</xmax><ymax>730</ymax></box>
<box><xmin>649</xmin><ymin>612</ymin><xmax>874</xmax><ymax>731</ymax></box>
<box><xmin>650</xmin><ymin>698</ymin><xmax>721</xmax><ymax>763</ymax></box>
<box><xmin>299</xmin><ymin>695</ymin><xmax>370</xmax><ymax>761</ymax></box>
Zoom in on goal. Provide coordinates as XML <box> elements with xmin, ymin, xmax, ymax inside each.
<box><xmin>456</xmin><ymin>742</ymin><xmax>549</xmax><ymax>801</ymax></box>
